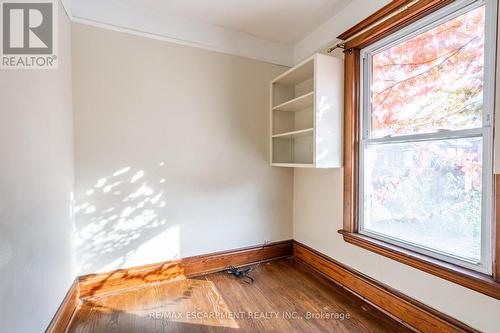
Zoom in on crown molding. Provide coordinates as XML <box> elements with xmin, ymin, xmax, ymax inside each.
<box><xmin>66</xmin><ymin>0</ymin><xmax>293</xmax><ymax>66</ymax></box>
<box><xmin>62</xmin><ymin>0</ymin><xmax>392</xmax><ymax>67</ymax></box>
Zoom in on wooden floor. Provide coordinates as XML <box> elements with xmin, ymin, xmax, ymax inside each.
<box><xmin>67</xmin><ymin>258</ymin><xmax>412</xmax><ymax>332</ymax></box>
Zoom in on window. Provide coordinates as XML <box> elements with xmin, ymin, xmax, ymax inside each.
<box><xmin>357</xmin><ymin>0</ymin><xmax>496</xmax><ymax>274</ymax></box>
<box><xmin>340</xmin><ymin>0</ymin><xmax>500</xmax><ymax>299</ymax></box>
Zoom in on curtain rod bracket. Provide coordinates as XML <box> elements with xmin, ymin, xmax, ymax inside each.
<box><xmin>326</xmin><ymin>43</ymin><xmax>346</xmax><ymax>54</ymax></box>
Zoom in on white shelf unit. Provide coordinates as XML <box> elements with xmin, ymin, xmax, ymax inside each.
<box><xmin>270</xmin><ymin>53</ymin><xmax>343</xmax><ymax>168</ymax></box>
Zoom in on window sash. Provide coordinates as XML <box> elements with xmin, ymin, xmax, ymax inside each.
<box><xmin>358</xmin><ymin>0</ymin><xmax>494</xmax><ymax>274</ymax></box>
<box><xmin>361</xmin><ymin>0</ymin><xmax>493</xmax><ymax>140</ymax></box>
<box><xmin>359</xmin><ymin>132</ymin><xmax>492</xmax><ymax>274</ymax></box>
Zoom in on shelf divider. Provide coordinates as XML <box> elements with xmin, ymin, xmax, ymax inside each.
<box><xmin>272</xmin><ymin>92</ymin><xmax>314</xmax><ymax>112</ymax></box>
<box><xmin>272</xmin><ymin>128</ymin><xmax>313</xmax><ymax>138</ymax></box>
<box><xmin>270</xmin><ymin>163</ymin><xmax>315</xmax><ymax>168</ymax></box>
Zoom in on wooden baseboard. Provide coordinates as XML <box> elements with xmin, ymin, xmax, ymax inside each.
<box><xmin>45</xmin><ymin>279</ymin><xmax>80</xmax><ymax>333</ymax></box>
<box><xmin>78</xmin><ymin>240</ymin><xmax>293</xmax><ymax>298</ymax></box>
<box><xmin>339</xmin><ymin>230</ymin><xmax>500</xmax><ymax>300</ymax></box>
<box><xmin>293</xmin><ymin>241</ymin><xmax>478</xmax><ymax>333</ymax></box>
<box><xmin>46</xmin><ymin>240</ymin><xmax>292</xmax><ymax>332</ymax></box>
<box><xmin>48</xmin><ymin>239</ymin><xmax>478</xmax><ymax>333</ymax></box>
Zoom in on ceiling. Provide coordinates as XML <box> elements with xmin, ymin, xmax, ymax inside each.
<box><xmin>113</xmin><ymin>0</ymin><xmax>349</xmax><ymax>45</ymax></box>
<box><xmin>65</xmin><ymin>0</ymin><xmax>361</xmax><ymax>66</ymax></box>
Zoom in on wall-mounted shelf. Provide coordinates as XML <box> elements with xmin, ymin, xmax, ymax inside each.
<box><xmin>272</xmin><ymin>128</ymin><xmax>313</xmax><ymax>138</ymax></box>
<box><xmin>270</xmin><ymin>163</ymin><xmax>315</xmax><ymax>168</ymax></box>
<box><xmin>272</xmin><ymin>92</ymin><xmax>314</xmax><ymax>112</ymax></box>
<box><xmin>270</xmin><ymin>53</ymin><xmax>343</xmax><ymax>168</ymax></box>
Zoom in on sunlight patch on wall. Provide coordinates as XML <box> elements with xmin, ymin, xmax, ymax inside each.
<box><xmin>74</xmin><ymin>163</ymin><xmax>176</xmax><ymax>274</ymax></box>
<box><xmin>103</xmin><ymin>225</ymin><xmax>181</xmax><ymax>272</ymax></box>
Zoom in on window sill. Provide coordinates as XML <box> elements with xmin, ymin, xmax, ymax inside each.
<box><xmin>338</xmin><ymin>230</ymin><xmax>500</xmax><ymax>300</ymax></box>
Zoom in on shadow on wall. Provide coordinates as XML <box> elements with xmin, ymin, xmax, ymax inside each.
<box><xmin>75</xmin><ymin>162</ymin><xmax>180</xmax><ymax>275</ymax></box>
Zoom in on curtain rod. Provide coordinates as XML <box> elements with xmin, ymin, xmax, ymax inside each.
<box><xmin>326</xmin><ymin>0</ymin><xmax>421</xmax><ymax>53</ymax></box>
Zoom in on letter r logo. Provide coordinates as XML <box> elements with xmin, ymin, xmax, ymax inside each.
<box><xmin>2</xmin><ymin>1</ymin><xmax>53</xmax><ymax>54</ymax></box>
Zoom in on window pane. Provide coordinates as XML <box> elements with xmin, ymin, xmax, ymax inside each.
<box><xmin>363</xmin><ymin>137</ymin><xmax>482</xmax><ymax>262</ymax></box>
<box><xmin>371</xmin><ymin>6</ymin><xmax>485</xmax><ymax>138</ymax></box>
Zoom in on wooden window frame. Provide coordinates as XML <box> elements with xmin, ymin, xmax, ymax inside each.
<box><xmin>340</xmin><ymin>0</ymin><xmax>500</xmax><ymax>300</ymax></box>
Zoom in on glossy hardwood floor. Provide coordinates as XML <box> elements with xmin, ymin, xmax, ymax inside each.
<box><xmin>67</xmin><ymin>258</ymin><xmax>412</xmax><ymax>332</ymax></box>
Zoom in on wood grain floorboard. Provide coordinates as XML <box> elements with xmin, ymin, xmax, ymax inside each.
<box><xmin>66</xmin><ymin>258</ymin><xmax>412</xmax><ymax>333</ymax></box>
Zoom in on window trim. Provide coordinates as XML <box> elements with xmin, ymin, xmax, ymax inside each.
<box><xmin>339</xmin><ymin>0</ymin><xmax>500</xmax><ymax>299</ymax></box>
<box><xmin>359</xmin><ymin>0</ymin><xmax>493</xmax><ymax>275</ymax></box>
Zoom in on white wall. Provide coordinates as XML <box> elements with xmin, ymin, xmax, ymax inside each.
<box><xmin>72</xmin><ymin>23</ymin><xmax>293</xmax><ymax>275</ymax></box>
<box><xmin>293</xmin><ymin>3</ymin><xmax>500</xmax><ymax>332</ymax></box>
<box><xmin>0</xmin><ymin>2</ymin><xmax>75</xmax><ymax>332</ymax></box>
